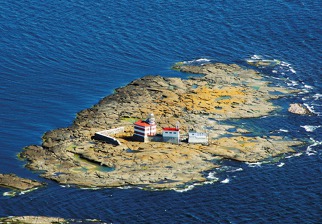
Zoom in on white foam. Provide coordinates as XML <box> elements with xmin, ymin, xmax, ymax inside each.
<box><xmin>294</xmin><ymin>152</ymin><xmax>303</xmax><ymax>157</ymax></box>
<box><xmin>173</xmin><ymin>178</ymin><xmax>219</xmax><ymax>192</ymax></box>
<box><xmin>246</xmin><ymin>162</ymin><xmax>262</xmax><ymax>167</ymax></box>
<box><xmin>117</xmin><ymin>186</ymin><xmax>133</xmax><ymax>190</ymax></box>
<box><xmin>251</xmin><ymin>54</ymin><xmax>262</xmax><ymax>60</ymax></box>
<box><xmin>306</xmin><ymin>138</ymin><xmax>322</xmax><ymax>156</ymax></box>
<box><xmin>303</xmin><ymin>103</ymin><xmax>314</xmax><ymax>111</ymax></box>
<box><xmin>195</xmin><ymin>58</ymin><xmax>211</xmax><ymax>63</ymax></box>
<box><xmin>313</xmin><ymin>93</ymin><xmax>322</xmax><ymax>100</ymax></box>
<box><xmin>285</xmin><ymin>152</ymin><xmax>303</xmax><ymax>159</ymax></box>
<box><xmin>303</xmin><ymin>103</ymin><xmax>317</xmax><ymax>114</ymax></box>
<box><xmin>301</xmin><ymin>125</ymin><xmax>321</xmax><ymax>132</ymax></box>
<box><xmin>220</xmin><ymin>178</ymin><xmax>230</xmax><ymax>184</ymax></box>
<box><xmin>3</xmin><ymin>191</ymin><xmax>16</xmax><ymax>197</ymax></box>
<box><xmin>287</xmin><ymin>80</ymin><xmax>298</xmax><ymax>87</ymax></box>
<box><xmin>184</xmin><ymin>58</ymin><xmax>211</xmax><ymax>65</ymax></box>
<box><xmin>80</xmin><ymin>187</ymin><xmax>100</xmax><ymax>190</ymax></box>
<box><xmin>217</xmin><ymin>166</ymin><xmax>243</xmax><ymax>173</ymax></box>
<box><xmin>277</xmin><ymin>162</ymin><xmax>285</xmax><ymax>167</ymax></box>
<box><xmin>203</xmin><ymin>180</ymin><xmax>218</xmax><ymax>185</ymax></box>
<box><xmin>280</xmin><ymin>61</ymin><xmax>291</xmax><ymax>67</ymax></box>
<box><xmin>299</xmin><ymin>89</ymin><xmax>310</xmax><ymax>94</ymax></box>
<box><xmin>279</xmin><ymin>129</ymin><xmax>289</xmax><ymax>133</ymax></box>
<box><xmin>304</xmin><ymin>85</ymin><xmax>314</xmax><ymax>89</ymax></box>
<box><xmin>174</xmin><ymin>184</ymin><xmax>195</xmax><ymax>193</ymax></box>
<box><xmin>271</xmin><ymin>76</ymin><xmax>283</xmax><ymax>80</ymax></box>
<box><xmin>228</xmin><ymin>168</ymin><xmax>243</xmax><ymax>172</ymax></box>
<box><xmin>207</xmin><ymin>171</ymin><xmax>217</xmax><ymax>180</ymax></box>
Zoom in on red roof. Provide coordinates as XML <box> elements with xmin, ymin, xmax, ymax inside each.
<box><xmin>162</xmin><ymin>127</ymin><xmax>179</xmax><ymax>131</ymax></box>
<box><xmin>134</xmin><ymin>120</ymin><xmax>152</xmax><ymax>127</ymax></box>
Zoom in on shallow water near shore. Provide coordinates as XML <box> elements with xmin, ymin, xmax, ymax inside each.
<box><xmin>0</xmin><ymin>0</ymin><xmax>321</xmax><ymax>223</ymax></box>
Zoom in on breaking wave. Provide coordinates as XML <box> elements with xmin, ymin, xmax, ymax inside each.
<box><xmin>306</xmin><ymin>138</ymin><xmax>322</xmax><ymax>156</ymax></box>
<box><xmin>182</xmin><ymin>58</ymin><xmax>212</xmax><ymax>66</ymax></box>
<box><xmin>220</xmin><ymin>178</ymin><xmax>230</xmax><ymax>184</ymax></box>
<box><xmin>301</xmin><ymin>125</ymin><xmax>321</xmax><ymax>132</ymax></box>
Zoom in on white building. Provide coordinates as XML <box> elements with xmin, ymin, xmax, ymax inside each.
<box><xmin>162</xmin><ymin>127</ymin><xmax>180</xmax><ymax>144</ymax></box>
<box><xmin>188</xmin><ymin>131</ymin><xmax>208</xmax><ymax>144</ymax></box>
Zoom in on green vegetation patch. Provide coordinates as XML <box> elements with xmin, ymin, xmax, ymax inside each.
<box><xmin>120</xmin><ymin>117</ymin><xmax>139</xmax><ymax>123</ymax></box>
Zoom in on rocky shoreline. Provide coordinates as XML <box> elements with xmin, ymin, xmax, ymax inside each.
<box><xmin>19</xmin><ymin>63</ymin><xmax>302</xmax><ymax>190</ymax></box>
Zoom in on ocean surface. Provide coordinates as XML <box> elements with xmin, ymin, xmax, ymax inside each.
<box><xmin>0</xmin><ymin>0</ymin><xmax>321</xmax><ymax>223</ymax></box>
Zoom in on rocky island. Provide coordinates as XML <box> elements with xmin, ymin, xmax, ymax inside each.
<box><xmin>20</xmin><ymin>63</ymin><xmax>302</xmax><ymax>190</ymax></box>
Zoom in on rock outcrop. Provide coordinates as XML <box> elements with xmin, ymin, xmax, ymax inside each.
<box><xmin>0</xmin><ymin>216</ymin><xmax>103</xmax><ymax>224</ymax></box>
<box><xmin>0</xmin><ymin>173</ymin><xmax>43</xmax><ymax>191</ymax></box>
<box><xmin>288</xmin><ymin>103</ymin><xmax>313</xmax><ymax>115</ymax></box>
<box><xmin>19</xmin><ymin>63</ymin><xmax>302</xmax><ymax>190</ymax></box>
<box><xmin>0</xmin><ymin>216</ymin><xmax>65</xmax><ymax>224</ymax></box>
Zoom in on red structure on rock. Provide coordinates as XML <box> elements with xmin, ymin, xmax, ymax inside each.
<box><xmin>133</xmin><ymin>114</ymin><xmax>157</xmax><ymax>142</ymax></box>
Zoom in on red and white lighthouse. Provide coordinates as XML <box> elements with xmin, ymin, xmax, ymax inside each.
<box><xmin>133</xmin><ymin>113</ymin><xmax>157</xmax><ymax>142</ymax></box>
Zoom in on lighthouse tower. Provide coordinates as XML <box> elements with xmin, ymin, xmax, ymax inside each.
<box><xmin>133</xmin><ymin>113</ymin><xmax>157</xmax><ymax>142</ymax></box>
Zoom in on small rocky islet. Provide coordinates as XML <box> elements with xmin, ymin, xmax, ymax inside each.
<box><xmin>0</xmin><ymin>174</ymin><xmax>44</xmax><ymax>196</ymax></box>
<box><xmin>18</xmin><ymin>62</ymin><xmax>304</xmax><ymax>190</ymax></box>
<box><xmin>0</xmin><ymin>216</ymin><xmax>103</xmax><ymax>224</ymax></box>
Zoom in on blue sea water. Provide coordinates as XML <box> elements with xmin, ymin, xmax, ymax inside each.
<box><xmin>0</xmin><ymin>0</ymin><xmax>321</xmax><ymax>223</ymax></box>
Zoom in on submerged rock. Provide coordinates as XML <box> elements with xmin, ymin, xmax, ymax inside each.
<box><xmin>19</xmin><ymin>63</ymin><xmax>302</xmax><ymax>190</ymax></box>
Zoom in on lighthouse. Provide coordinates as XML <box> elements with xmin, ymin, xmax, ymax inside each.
<box><xmin>133</xmin><ymin>113</ymin><xmax>157</xmax><ymax>142</ymax></box>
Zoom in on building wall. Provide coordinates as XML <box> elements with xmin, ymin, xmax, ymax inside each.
<box><xmin>149</xmin><ymin>125</ymin><xmax>157</xmax><ymax>135</ymax></box>
<box><xmin>162</xmin><ymin>130</ymin><xmax>179</xmax><ymax>138</ymax></box>
<box><xmin>134</xmin><ymin>124</ymin><xmax>156</xmax><ymax>137</ymax></box>
<box><xmin>163</xmin><ymin>136</ymin><xmax>180</xmax><ymax>144</ymax></box>
<box><xmin>134</xmin><ymin>128</ymin><xmax>148</xmax><ymax>137</ymax></box>
<box><xmin>132</xmin><ymin>134</ymin><xmax>147</xmax><ymax>142</ymax></box>
<box><xmin>188</xmin><ymin>132</ymin><xmax>208</xmax><ymax>144</ymax></box>
<box><xmin>147</xmin><ymin>135</ymin><xmax>163</xmax><ymax>142</ymax></box>
<box><xmin>133</xmin><ymin>134</ymin><xmax>162</xmax><ymax>142</ymax></box>
<box><xmin>94</xmin><ymin>133</ymin><xmax>121</xmax><ymax>145</ymax></box>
